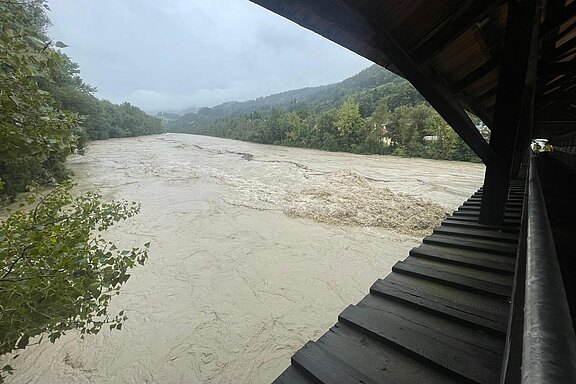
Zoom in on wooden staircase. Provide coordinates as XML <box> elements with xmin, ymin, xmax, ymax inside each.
<box><xmin>274</xmin><ymin>183</ymin><xmax>525</xmax><ymax>384</ymax></box>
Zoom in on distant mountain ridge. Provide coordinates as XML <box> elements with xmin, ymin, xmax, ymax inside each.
<box><xmin>168</xmin><ymin>65</ymin><xmax>414</xmax><ymax>131</ymax></box>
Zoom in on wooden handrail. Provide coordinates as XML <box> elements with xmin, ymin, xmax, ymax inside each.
<box><xmin>521</xmin><ymin>153</ymin><xmax>576</xmax><ymax>384</ymax></box>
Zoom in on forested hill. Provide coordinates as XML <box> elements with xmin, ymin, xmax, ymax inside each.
<box><xmin>167</xmin><ymin>65</ymin><xmax>483</xmax><ymax>163</ymax></box>
<box><xmin>168</xmin><ymin>65</ymin><xmax>416</xmax><ymax>129</ymax></box>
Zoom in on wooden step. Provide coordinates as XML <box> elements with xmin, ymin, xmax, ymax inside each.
<box><xmin>291</xmin><ymin>341</ymin><xmax>378</xmax><ymax>384</ymax></box>
<box><xmin>463</xmin><ymin>200</ymin><xmax>523</xmax><ymax>207</ymax></box>
<box><xmin>433</xmin><ymin>225</ymin><xmax>518</xmax><ymax>244</ymax></box>
<box><xmin>316</xmin><ymin>323</ymin><xmax>464</xmax><ymax>384</ymax></box>
<box><xmin>370</xmin><ymin>278</ymin><xmax>508</xmax><ymax>334</ymax></box>
<box><xmin>392</xmin><ymin>260</ymin><xmax>512</xmax><ymax>298</ymax></box>
<box><xmin>458</xmin><ymin>205</ymin><xmax>522</xmax><ymax>213</ymax></box>
<box><xmin>410</xmin><ymin>243</ymin><xmax>515</xmax><ymax>273</ymax></box>
<box><xmin>273</xmin><ymin>366</ymin><xmax>317</xmax><ymax>384</ymax></box>
<box><xmin>452</xmin><ymin>208</ymin><xmax>522</xmax><ymax>221</ymax></box>
<box><xmin>470</xmin><ymin>191</ymin><xmax>526</xmax><ymax>200</ymax></box>
<box><xmin>445</xmin><ymin>215</ymin><xmax>521</xmax><ymax>228</ymax></box>
<box><xmin>339</xmin><ymin>304</ymin><xmax>503</xmax><ymax>384</ymax></box>
<box><xmin>423</xmin><ymin>234</ymin><xmax>517</xmax><ymax>256</ymax></box>
<box><xmin>442</xmin><ymin>218</ymin><xmax>520</xmax><ymax>233</ymax></box>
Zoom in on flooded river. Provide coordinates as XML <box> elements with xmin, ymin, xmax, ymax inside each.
<box><xmin>3</xmin><ymin>134</ymin><xmax>485</xmax><ymax>383</ymax></box>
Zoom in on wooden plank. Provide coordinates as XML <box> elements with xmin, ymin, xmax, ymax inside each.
<box><xmin>442</xmin><ymin>218</ymin><xmax>520</xmax><ymax>233</ymax></box>
<box><xmin>433</xmin><ymin>225</ymin><xmax>519</xmax><ymax>243</ymax></box>
<box><xmin>273</xmin><ymin>366</ymin><xmax>317</xmax><ymax>384</ymax></box>
<box><xmin>339</xmin><ymin>304</ymin><xmax>503</xmax><ymax>384</ymax></box>
<box><xmin>445</xmin><ymin>215</ymin><xmax>521</xmax><ymax>228</ymax></box>
<box><xmin>423</xmin><ymin>234</ymin><xmax>518</xmax><ymax>256</ymax></box>
<box><xmin>412</xmin><ymin>0</ymin><xmax>506</xmax><ymax>63</ymax></box>
<box><xmin>459</xmin><ymin>205</ymin><xmax>522</xmax><ymax>212</ymax></box>
<box><xmin>454</xmin><ymin>210</ymin><xmax>521</xmax><ymax>220</ymax></box>
<box><xmin>473</xmin><ymin>194</ymin><xmax>525</xmax><ymax>200</ymax></box>
<box><xmin>386</xmin><ymin>273</ymin><xmax>511</xmax><ymax>322</ymax></box>
<box><xmin>405</xmin><ymin>256</ymin><xmax>513</xmax><ymax>287</ymax></box>
<box><xmin>359</xmin><ymin>294</ymin><xmax>505</xmax><ymax>353</ymax></box>
<box><xmin>452</xmin><ymin>58</ymin><xmax>499</xmax><ymax>94</ymax></box>
<box><xmin>463</xmin><ymin>200</ymin><xmax>523</xmax><ymax>208</ymax></box>
<box><xmin>370</xmin><ymin>278</ymin><xmax>508</xmax><ymax>334</ymax></box>
<box><xmin>316</xmin><ymin>323</ymin><xmax>464</xmax><ymax>384</ymax></box>
<box><xmin>291</xmin><ymin>341</ymin><xmax>379</xmax><ymax>384</ymax></box>
<box><xmin>392</xmin><ymin>260</ymin><xmax>512</xmax><ymax>297</ymax></box>
<box><xmin>410</xmin><ymin>243</ymin><xmax>515</xmax><ymax>273</ymax></box>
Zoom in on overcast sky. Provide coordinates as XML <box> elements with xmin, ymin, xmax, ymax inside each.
<box><xmin>47</xmin><ymin>0</ymin><xmax>372</xmax><ymax>113</ymax></box>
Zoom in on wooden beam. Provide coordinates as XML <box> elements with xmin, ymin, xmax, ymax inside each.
<box><xmin>549</xmin><ymin>36</ymin><xmax>576</xmax><ymax>63</ymax></box>
<box><xmin>480</xmin><ymin>0</ymin><xmax>541</xmax><ymax>225</ymax></box>
<box><xmin>412</xmin><ymin>0</ymin><xmax>505</xmax><ymax>63</ymax></box>
<box><xmin>540</xmin><ymin>1</ymin><xmax>576</xmax><ymax>38</ymax></box>
<box><xmin>540</xmin><ymin>78</ymin><xmax>576</xmax><ymax>101</ymax></box>
<box><xmin>541</xmin><ymin>0</ymin><xmax>567</xmax><ymax>62</ymax></box>
<box><xmin>365</xmin><ymin>17</ymin><xmax>496</xmax><ymax>164</ymax></box>
<box><xmin>540</xmin><ymin>88</ymin><xmax>576</xmax><ymax>103</ymax></box>
<box><xmin>460</xmin><ymin>94</ymin><xmax>495</xmax><ymax>127</ymax></box>
<box><xmin>452</xmin><ymin>58</ymin><xmax>499</xmax><ymax>94</ymax></box>
<box><xmin>541</xmin><ymin>61</ymin><xmax>576</xmax><ymax>76</ymax></box>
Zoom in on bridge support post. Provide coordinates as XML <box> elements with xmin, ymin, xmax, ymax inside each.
<box><xmin>480</xmin><ymin>0</ymin><xmax>540</xmax><ymax>225</ymax></box>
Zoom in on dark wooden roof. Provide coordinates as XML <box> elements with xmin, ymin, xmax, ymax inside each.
<box><xmin>273</xmin><ymin>185</ymin><xmax>524</xmax><ymax>384</ymax></box>
<box><xmin>250</xmin><ymin>0</ymin><xmax>576</xmax><ymax>146</ymax></box>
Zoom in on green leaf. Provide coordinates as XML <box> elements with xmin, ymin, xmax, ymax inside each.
<box><xmin>55</xmin><ymin>41</ymin><xmax>68</xmax><ymax>48</ymax></box>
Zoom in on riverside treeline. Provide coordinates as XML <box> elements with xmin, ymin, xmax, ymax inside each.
<box><xmin>168</xmin><ymin>65</ymin><xmax>487</xmax><ymax>162</ymax></box>
<box><xmin>0</xmin><ymin>1</ymin><xmax>163</xmax><ymax>201</ymax></box>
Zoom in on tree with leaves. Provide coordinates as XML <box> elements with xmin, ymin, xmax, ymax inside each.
<box><xmin>335</xmin><ymin>97</ymin><xmax>364</xmax><ymax>150</ymax></box>
<box><xmin>0</xmin><ymin>2</ymin><xmax>151</xmax><ymax>379</ymax></box>
<box><xmin>0</xmin><ymin>1</ymin><xmax>81</xmax><ymax>199</ymax></box>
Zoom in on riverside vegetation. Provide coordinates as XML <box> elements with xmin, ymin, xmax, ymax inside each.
<box><xmin>168</xmin><ymin>65</ymin><xmax>489</xmax><ymax>162</ymax></box>
<box><xmin>0</xmin><ymin>1</ymin><xmax>158</xmax><ymax>379</ymax></box>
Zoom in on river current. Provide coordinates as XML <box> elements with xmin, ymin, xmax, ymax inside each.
<box><xmin>2</xmin><ymin>134</ymin><xmax>485</xmax><ymax>383</ymax></box>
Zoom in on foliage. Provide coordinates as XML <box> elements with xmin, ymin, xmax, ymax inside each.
<box><xmin>335</xmin><ymin>97</ymin><xmax>364</xmax><ymax>150</ymax></box>
<box><xmin>0</xmin><ymin>184</ymin><xmax>149</xmax><ymax>376</ymax></box>
<box><xmin>0</xmin><ymin>0</ymin><xmax>81</xmax><ymax>199</ymax></box>
<box><xmin>0</xmin><ymin>2</ymin><xmax>153</xmax><ymax>381</ymax></box>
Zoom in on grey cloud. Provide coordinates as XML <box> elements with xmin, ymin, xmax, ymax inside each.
<box><xmin>48</xmin><ymin>0</ymin><xmax>371</xmax><ymax>112</ymax></box>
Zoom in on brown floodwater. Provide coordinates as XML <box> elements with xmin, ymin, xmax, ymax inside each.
<box><xmin>2</xmin><ymin>134</ymin><xmax>485</xmax><ymax>383</ymax></box>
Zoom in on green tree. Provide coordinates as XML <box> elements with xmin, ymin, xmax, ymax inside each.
<box><xmin>0</xmin><ymin>3</ymin><xmax>152</xmax><ymax>380</ymax></box>
<box><xmin>0</xmin><ymin>1</ymin><xmax>81</xmax><ymax>199</ymax></box>
<box><xmin>335</xmin><ymin>97</ymin><xmax>364</xmax><ymax>150</ymax></box>
<box><xmin>428</xmin><ymin>114</ymin><xmax>459</xmax><ymax>159</ymax></box>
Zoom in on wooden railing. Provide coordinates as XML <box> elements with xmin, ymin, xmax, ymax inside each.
<box><xmin>502</xmin><ymin>153</ymin><xmax>576</xmax><ymax>384</ymax></box>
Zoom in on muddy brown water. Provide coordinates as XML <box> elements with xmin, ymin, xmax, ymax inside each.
<box><xmin>2</xmin><ymin>134</ymin><xmax>485</xmax><ymax>383</ymax></box>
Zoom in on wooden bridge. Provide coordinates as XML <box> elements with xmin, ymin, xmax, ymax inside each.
<box><xmin>248</xmin><ymin>1</ymin><xmax>576</xmax><ymax>383</ymax></box>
